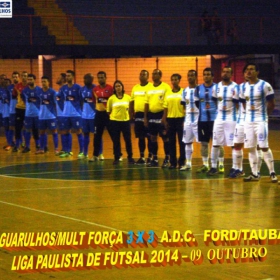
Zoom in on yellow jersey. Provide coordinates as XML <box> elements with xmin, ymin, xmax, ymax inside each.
<box><xmin>130</xmin><ymin>82</ymin><xmax>152</xmax><ymax>113</ymax></box>
<box><xmin>107</xmin><ymin>94</ymin><xmax>131</xmax><ymax>121</ymax></box>
<box><xmin>163</xmin><ymin>88</ymin><xmax>185</xmax><ymax>118</ymax></box>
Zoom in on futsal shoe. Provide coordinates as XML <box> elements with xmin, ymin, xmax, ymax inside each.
<box><xmin>218</xmin><ymin>165</ymin><xmax>225</xmax><ymax>174</ymax></box>
<box><xmin>59</xmin><ymin>152</ymin><xmax>70</xmax><ymax>158</ymax></box>
<box><xmin>89</xmin><ymin>156</ymin><xmax>99</xmax><ymax>162</ymax></box>
<box><xmin>128</xmin><ymin>158</ymin><xmax>136</xmax><ymax>165</ymax></box>
<box><xmin>12</xmin><ymin>147</ymin><xmax>19</xmax><ymax>152</ymax></box>
<box><xmin>98</xmin><ymin>154</ymin><xmax>105</xmax><ymax>161</ymax></box>
<box><xmin>227</xmin><ymin>168</ymin><xmax>236</xmax><ymax>178</ymax></box>
<box><xmin>180</xmin><ymin>165</ymin><xmax>192</xmax><ymax>171</ymax></box>
<box><xmin>169</xmin><ymin>165</ymin><xmax>177</xmax><ymax>169</ymax></box>
<box><xmin>22</xmin><ymin>147</ymin><xmax>31</xmax><ymax>153</ymax></box>
<box><xmin>196</xmin><ymin>165</ymin><xmax>209</xmax><ymax>173</ymax></box>
<box><xmin>78</xmin><ymin>152</ymin><xmax>85</xmax><ymax>159</ymax></box>
<box><xmin>243</xmin><ymin>173</ymin><xmax>260</xmax><ymax>182</ymax></box>
<box><xmin>161</xmin><ymin>159</ymin><xmax>170</xmax><ymax>168</ymax></box>
<box><xmin>147</xmin><ymin>160</ymin><xmax>159</xmax><ymax>167</ymax></box>
<box><xmin>35</xmin><ymin>150</ymin><xmax>44</xmax><ymax>154</ymax></box>
<box><xmin>270</xmin><ymin>172</ymin><xmax>278</xmax><ymax>183</ymax></box>
<box><xmin>207</xmin><ymin>168</ymin><xmax>219</xmax><ymax>176</ymax></box>
<box><xmin>136</xmin><ymin>158</ymin><xmax>146</xmax><ymax>165</ymax></box>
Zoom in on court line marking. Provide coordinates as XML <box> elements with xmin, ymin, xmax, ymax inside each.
<box><xmin>0</xmin><ymin>200</ymin><xmax>129</xmax><ymax>233</ymax></box>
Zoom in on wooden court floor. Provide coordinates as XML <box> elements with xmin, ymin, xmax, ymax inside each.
<box><xmin>0</xmin><ymin>128</ymin><xmax>280</xmax><ymax>280</ymax></box>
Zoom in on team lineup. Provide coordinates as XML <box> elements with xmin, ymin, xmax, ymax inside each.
<box><xmin>0</xmin><ymin>63</ymin><xmax>277</xmax><ymax>183</ymax></box>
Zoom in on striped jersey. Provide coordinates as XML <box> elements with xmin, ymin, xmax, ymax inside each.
<box><xmin>212</xmin><ymin>81</ymin><xmax>239</xmax><ymax>121</ymax></box>
<box><xmin>237</xmin><ymin>83</ymin><xmax>246</xmax><ymax>124</ymax></box>
<box><xmin>195</xmin><ymin>83</ymin><xmax>217</xmax><ymax>122</ymax></box>
<box><xmin>182</xmin><ymin>86</ymin><xmax>199</xmax><ymax>124</ymax></box>
<box><xmin>239</xmin><ymin>79</ymin><xmax>274</xmax><ymax>122</ymax></box>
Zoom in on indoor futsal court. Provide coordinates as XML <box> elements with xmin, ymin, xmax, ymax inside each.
<box><xmin>0</xmin><ymin>124</ymin><xmax>280</xmax><ymax>280</ymax></box>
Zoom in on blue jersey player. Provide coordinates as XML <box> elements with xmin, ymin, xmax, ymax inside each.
<box><xmin>80</xmin><ymin>73</ymin><xmax>96</xmax><ymax>159</ymax></box>
<box><xmin>21</xmin><ymin>74</ymin><xmax>40</xmax><ymax>153</ymax></box>
<box><xmin>57</xmin><ymin>70</ymin><xmax>83</xmax><ymax>158</ymax></box>
<box><xmin>36</xmin><ymin>76</ymin><xmax>59</xmax><ymax>155</ymax></box>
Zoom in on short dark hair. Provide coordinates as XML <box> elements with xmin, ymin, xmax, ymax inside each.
<box><xmin>223</xmin><ymin>66</ymin><xmax>233</xmax><ymax>74</ymax></box>
<box><xmin>188</xmin><ymin>70</ymin><xmax>197</xmax><ymax>77</ymax></box>
<box><xmin>41</xmin><ymin>76</ymin><xmax>49</xmax><ymax>81</ymax></box>
<box><xmin>12</xmin><ymin>71</ymin><xmax>20</xmax><ymax>76</ymax></box>
<box><xmin>28</xmin><ymin>74</ymin><xmax>36</xmax><ymax>80</ymax></box>
<box><xmin>153</xmin><ymin>69</ymin><xmax>162</xmax><ymax>77</ymax></box>
<box><xmin>66</xmin><ymin>70</ymin><xmax>75</xmax><ymax>76</ymax></box>
<box><xmin>113</xmin><ymin>80</ymin><xmax>125</xmax><ymax>94</ymax></box>
<box><xmin>171</xmin><ymin>73</ymin><xmax>182</xmax><ymax>80</ymax></box>
<box><xmin>245</xmin><ymin>62</ymin><xmax>259</xmax><ymax>72</ymax></box>
<box><xmin>97</xmin><ymin>71</ymin><xmax>107</xmax><ymax>77</ymax></box>
<box><xmin>203</xmin><ymin>67</ymin><xmax>214</xmax><ymax>76</ymax></box>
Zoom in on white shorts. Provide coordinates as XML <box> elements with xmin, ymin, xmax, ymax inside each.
<box><xmin>212</xmin><ymin>120</ymin><xmax>236</xmax><ymax>146</ymax></box>
<box><xmin>244</xmin><ymin>122</ymin><xmax>269</xmax><ymax>148</ymax></box>
<box><xmin>233</xmin><ymin>123</ymin><xmax>244</xmax><ymax>144</ymax></box>
<box><xmin>182</xmin><ymin>122</ymin><xmax>198</xmax><ymax>143</ymax></box>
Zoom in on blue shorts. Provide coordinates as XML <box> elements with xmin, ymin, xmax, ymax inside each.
<box><xmin>82</xmin><ymin>118</ymin><xmax>95</xmax><ymax>134</ymax></box>
<box><xmin>9</xmin><ymin>113</ymin><xmax>16</xmax><ymax>127</ymax></box>
<box><xmin>24</xmin><ymin>116</ymin><xmax>39</xmax><ymax>130</ymax></box>
<box><xmin>39</xmin><ymin>119</ymin><xmax>57</xmax><ymax>130</ymax></box>
<box><xmin>2</xmin><ymin>117</ymin><xmax>9</xmax><ymax>129</ymax></box>
<box><xmin>60</xmin><ymin>116</ymin><xmax>82</xmax><ymax>130</ymax></box>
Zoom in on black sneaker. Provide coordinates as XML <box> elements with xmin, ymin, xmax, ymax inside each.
<box><xmin>128</xmin><ymin>158</ymin><xmax>136</xmax><ymax>165</ymax></box>
<box><xmin>243</xmin><ymin>173</ymin><xmax>260</xmax><ymax>182</ymax></box>
<box><xmin>207</xmin><ymin>168</ymin><xmax>218</xmax><ymax>176</ymax></box>
<box><xmin>168</xmin><ymin>165</ymin><xmax>176</xmax><ymax>169</ymax></box>
<box><xmin>113</xmin><ymin>159</ymin><xmax>120</xmax><ymax>165</ymax></box>
<box><xmin>161</xmin><ymin>159</ymin><xmax>170</xmax><ymax>168</ymax></box>
<box><xmin>12</xmin><ymin>147</ymin><xmax>18</xmax><ymax>152</ymax></box>
<box><xmin>227</xmin><ymin>168</ymin><xmax>236</xmax><ymax>178</ymax></box>
<box><xmin>136</xmin><ymin>158</ymin><xmax>146</xmax><ymax>165</ymax></box>
<box><xmin>44</xmin><ymin>147</ymin><xmax>49</xmax><ymax>153</ymax></box>
<box><xmin>22</xmin><ymin>147</ymin><xmax>31</xmax><ymax>153</ymax></box>
<box><xmin>146</xmin><ymin>157</ymin><xmax>152</xmax><ymax>164</ymax></box>
<box><xmin>147</xmin><ymin>160</ymin><xmax>159</xmax><ymax>167</ymax></box>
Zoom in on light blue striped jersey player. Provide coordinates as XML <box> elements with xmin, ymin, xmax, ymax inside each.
<box><xmin>22</xmin><ymin>86</ymin><xmax>41</xmax><ymax>117</ymax></box>
<box><xmin>181</xmin><ymin>86</ymin><xmax>199</xmax><ymax>124</ymax></box>
<box><xmin>38</xmin><ymin>87</ymin><xmax>57</xmax><ymax>120</ymax></box>
<box><xmin>80</xmin><ymin>84</ymin><xmax>96</xmax><ymax>119</ymax></box>
<box><xmin>239</xmin><ymin>79</ymin><xmax>274</xmax><ymax>122</ymax></box>
<box><xmin>212</xmin><ymin>81</ymin><xmax>239</xmax><ymax>121</ymax></box>
<box><xmin>195</xmin><ymin>83</ymin><xmax>217</xmax><ymax>122</ymax></box>
<box><xmin>58</xmin><ymin>84</ymin><xmax>82</xmax><ymax>117</ymax></box>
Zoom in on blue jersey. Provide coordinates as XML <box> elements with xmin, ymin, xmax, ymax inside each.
<box><xmin>38</xmin><ymin>87</ymin><xmax>57</xmax><ymax>120</ymax></box>
<box><xmin>81</xmin><ymin>84</ymin><xmax>96</xmax><ymax>119</ymax></box>
<box><xmin>56</xmin><ymin>87</ymin><xmax>65</xmax><ymax>117</ymax></box>
<box><xmin>195</xmin><ymin>83</ymin><xmax>217</xmax><ymax>122</ymax></box>
<box><xmin>0</xmin><ymin>87</ymin><xmax>5</xmax><ymax>114</ymax></box>
<box><xmin>58</xmin><ymin>84</ymin><xmax>82</xmax><ymax>117</ymax></box>
<box><xmin>1</xmin><ymin>88</ymin><xmax>10</xmax><ymax>118</ymax></box>
<box><xmin>7</xmin><ymin>84</ymin><xmax>17</xmax><ymax>114</ymax></box>
<box><xmin>22</xmin><ymin>86</ymin><xmax>41</xmax><ymax>117</ymax></box>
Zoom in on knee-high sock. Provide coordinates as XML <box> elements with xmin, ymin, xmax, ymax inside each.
<box><xmin>210</xmin><ymin>146</ymin><xmax>219</xmax><ymax>168</ymax></box>
<box><xmin>248</xmin><ymin>147</ymin><xmax>258</xmax><ymax>176</ymax></box>
<box><xmin>263</xmin><ymin>149</ymin><xmax>275</xmax><ymax>174</ymax></box>
<box><xmin>185</xmin><ymin>144</ymin><xmax>193</xmax><ymax>166</ymax></box>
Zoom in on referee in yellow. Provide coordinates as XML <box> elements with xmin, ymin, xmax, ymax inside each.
<box><xmin>107</xmin><ymin>80</ymin><xmax>135</xmax><ymax>165</ymax></box>
<box><xmin>162</xmin><ymin>74</ymin><xmax>185</xmax><ymax>169</ymax></box>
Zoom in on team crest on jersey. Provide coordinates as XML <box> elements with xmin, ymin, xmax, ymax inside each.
<box><xmin>218</xmin><ymin>97</ymin><xmax>223</xmax><ymax>101</ymax></box>
<box><xmin>245</xmin><ymin>96</ymin><xmax>250</xmax><ymax>101</ymax></box>
<box><xmin>200</xmin><ymin>98</ymin><xmax>204</xmax><ymax>102</ymax></box>
<box><xmin>186</xmin><ymin>99</ymin><xmax>190</xmax><ymax>105</ymax></box>
<box><xmin>158</xmin><ymin>95</ymin><xmax>163</xmax><ymax>100</ymax></box>
<box><xmin>259</xmin><ymin>133</ymin><xmax>264</xmax><ymax>140</ymax></box>
<box><xmin>229</xmin><ymin>133</ymin><xmax>234</xmax><ymax>140</ymax></box>
<box><xmin>268</xmin><ymin>87</ymin><xmax>272</xmax><ymax>91</ymax></box>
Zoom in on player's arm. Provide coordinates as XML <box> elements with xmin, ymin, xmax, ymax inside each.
<box><xmin>266</xmin><ymin>96</ymin><xmax>275</xmax><ymax>116</ymax></box>
<box><xmin>129</xmin><ymin>100</ymin><xmax>135</xmax><ymax>120</ymax></box>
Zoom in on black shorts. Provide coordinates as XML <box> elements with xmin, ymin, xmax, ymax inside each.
<box><xmin>148</xmin><ymin>111</ymin><xmax>167</xmax><ymax>138</ymax></box>
<box><xmin>198</xmin><ymin>121</ymin><xmax>214</xmax><ymax>143</ymax></box>
<box><xmin>134</xmin><ymin>112</ymin><xmax>149</xmax><ymax>138</ymax></box>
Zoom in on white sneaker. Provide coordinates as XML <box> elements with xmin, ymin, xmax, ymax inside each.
<box><xmin>89</xmin><ymin>156</ymin><xmax>99</xmax><ymax>162</ymax></box>
<box><xmin>119</xmin><ymin>156</ymin><xmax>123</xmax><ymax>162</ymax></box>
<box><xmin>98</xmin><ymin>154</ymin><xmax>105</xmax><ymax>161</ymax></box>
<box><xmin>180</xmin><ymin>165</ymin><xmax>192</xmax><ymax>171</ymax></box>
<box><xmin>270</xmin><ymin>172</ymin><xmax>278</xmax><ymax>183</ymax></box>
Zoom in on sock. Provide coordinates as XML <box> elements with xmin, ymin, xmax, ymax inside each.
<box><xmin>83</xmin><ymin>134</ymin><xmax>90</xmax><ymax>156</ymax></box>
<box><xmin>257</xmin><ymin>149</ymin><xmax>263</xmax><ymax>173</ymax></box>
<box><xmin>211</xmin><ymin>146</ymin><xmax>219</xmax><ymax>168</ymax></box>
<box><xmin>77</xmin><ymin>133</ymin><xmax>84</xmax><ymax>154</ymax></box>
<box><xmin>248</xmin><ymin>147</ymin><xmax>258</xmax><ymax>176</ymax></box>
<box><xmin>263</xmin><ymin>149</ymin><xmax>275</xmax><ymax>174</ymax></box>
<box><xmin>185</xmin><ymin>144</ymin><xmax>193</xmax><ymax>166</ymax></box>
<box><xmin>25</xmin><ymin>132</ymin><xmax>31</xmax><ymax>148</ymax></box>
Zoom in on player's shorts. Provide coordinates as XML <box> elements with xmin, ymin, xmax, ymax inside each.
<box><xmin>9</xmin><ymin>113</ymin><xmax>16</xmax><ymax>127</ymax></box>
<box><xmin>24</xmin><ymin>116</ymin><xmax>39</xmax><ymax>130</ymax></box>
<box><xmin>212</xmin><ymin>120</ymin><xmax>236</xmax><ymax>146</ymax></box>
<box><xmin>82</xmin><ymin>118</ymin><xmax>95</xmax><ymax>134</ymax></box>
<box><xmin>198</xmin><ymin>121</ymin><xmax>214</xmax><ymax>143</ymax></box>
<box><xmin>148</xmin><ymin>111</ymin><xmax>167</xmax><ymax>139</ymax></box>
<box><xmin>134</xmin><ymin>112</ymin><xmax>149</xmax><ymax>138</ymax></box>
<box><xmin>244</xmin><ymin>121</ymin><xmax>269</xmax><ymax>149</ymax></box>
<box><xmin>182</xmin><ymin>121</ymin><xmax>198</xmax><ymax>144</ymax></box>
<box><xmin>2</xmin><ymin>117</ymin><xmax>9</xmax><ymax>129</ymax></box>
<box><xmin>60</xmin><ymin>116</ymin><xmax>82</xmax><ymax>130</ymax></box>
<box><xmin>233</xmin><ymin>123</ymin><xmax>244</xmax><ymax>144</ymax></box>
<box><xmin>39</xmin><ymin>119</ymin><xmax>57</xmax><ymax>130</ymax></box>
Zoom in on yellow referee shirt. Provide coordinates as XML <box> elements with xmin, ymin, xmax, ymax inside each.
<box><xmin>107</xmin><ymin>94</ymin><xmax>131</xmax><ymax>121</ymax></box>
<box><xmin>163</xmin><ymin>88</ymin><xmax>185</xmax><ymax>118</ymax></box>
<box><xmin>145</xmin><ymin>82</ymin><xmax>171</xmax><ymax>113</ymax></box>
<box><xmin>131</xmin><ymin>82</ymin><xmax>152</xmax><ymax>112</ymax></box>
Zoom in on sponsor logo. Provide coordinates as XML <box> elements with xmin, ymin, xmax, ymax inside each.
<box><xmin>0</xmin><ymin>1</ymin><xmax>12</xmax><ymax>18</ymax></box>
